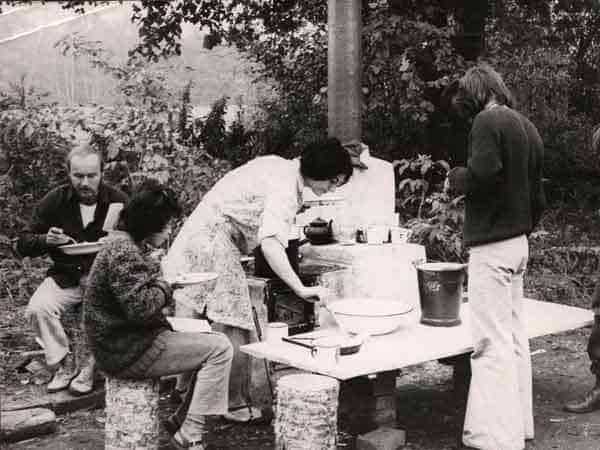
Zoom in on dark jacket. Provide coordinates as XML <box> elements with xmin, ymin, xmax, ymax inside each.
<box><xmin>17</xmin><ymin>183</ymin><xmax>128</xmax><ymax>288</ymax></box>
<box><xmin>448</xmin><ymin>106</ymin><xmax>546</xmax><ymax>247</ymax></box>
<box><xmin>83</xmin><ymin>233</ymin><xmax>174</xmax><ymax>375</ymax></box>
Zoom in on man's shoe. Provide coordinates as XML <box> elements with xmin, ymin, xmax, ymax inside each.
<box><xmin>48</xmin><ymin>365</ymin><xmax>77</xmax><ymax>393</ymax></box>
<box><xmin>68</xmin><ymin>358</ymin><xmax>95</xmax><ymax>396</ymax></box>
<box><xmin>564</xmin><ymin>387</ymin><xmax>600</xmax><ymax>413</ymax></box>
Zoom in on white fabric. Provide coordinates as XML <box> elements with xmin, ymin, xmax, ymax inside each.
<box><xmin>299</xmin><ymin>150</ymin><xmax>396</xmax><ymax>229</ymax></box>
<box><xmin>79</xmin><ymin>203</ymin><xmax>96</xmax><ymax>228</ymax></box>
<box><xmin>25</xmin><ymin>277</ymin><xmax>84</xmax><ymax>366</ymax></box>
<box><xmin>463</xmin><ymin>235</ymin><xmax>533</xmax><ymax>450</ymax></box>
<box><xmin>201</xmin><ymin>155</ymin><xmax>303</xmax><ymax>251</ymax></box>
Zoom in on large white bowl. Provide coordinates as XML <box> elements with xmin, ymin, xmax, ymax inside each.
<box><xmin>327</xmin><ymin>298</ymin><xmax>413</xmax><ymax>336</ymax></box>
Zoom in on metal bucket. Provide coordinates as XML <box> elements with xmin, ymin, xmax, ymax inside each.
<box><xmin>416</xmin><ymin>262</ymin><xmax>466</xmax><ymax>327</ymax></box>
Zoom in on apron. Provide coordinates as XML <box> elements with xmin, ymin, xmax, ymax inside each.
<box><xmin>163</xmin><ymin>205</ymin><xmax>254</xmax><ymax>330</ymax></box>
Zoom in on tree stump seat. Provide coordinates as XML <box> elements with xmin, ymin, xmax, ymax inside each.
<box><xmin>274</xmin><ymin>373</ymin><xmax>340</xmax><ymax>450</ymax></box>
<box><xmin>104</xmin><ymin>377</ymin><xmax>160</xmax><ymax>450</ymax></box>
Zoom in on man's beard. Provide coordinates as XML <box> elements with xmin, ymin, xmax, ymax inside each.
<box><xmin>77</xmin><ymin>188</ymin><xmax>98</xmax><ymax>205</ymax></box>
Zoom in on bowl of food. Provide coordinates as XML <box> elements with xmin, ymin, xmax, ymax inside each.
<box><xmin>327</xmin><ymin>298</ymin><xmax>414</xmax><ymax>336</ymax></box>
<box><xmin>57</xmin><ymin>241</ymin><xmax>104</xmax><ymax>255</ymax></box>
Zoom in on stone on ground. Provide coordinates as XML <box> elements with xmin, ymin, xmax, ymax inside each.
<box><xmin>356</xmin><ymin>426</ymin><xmax>406</xmax><ymax>450</ymax></box>
<box><xmin>0</xmin><ymin>407</ymin><xmax>56</xmax><ymax>443</ymax></box>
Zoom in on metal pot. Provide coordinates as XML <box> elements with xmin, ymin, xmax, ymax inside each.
<box><xmin>303</xmin><ymin>218</ymin><xmax>334</xmax><ymax>245</ymax></box>
<box><xmin>415</xmin><ymin>262</ymin><xmax>467</xmax><ymax>327</ymax></box>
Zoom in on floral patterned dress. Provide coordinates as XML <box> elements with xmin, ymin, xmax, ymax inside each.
<box><xmin>162</xmin><ymin>156</ymin><xmax>304</xmax><ymax>330</ymax></box>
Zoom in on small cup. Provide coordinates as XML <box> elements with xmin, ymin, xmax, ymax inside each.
<box><xmin>312</xmin><ymin>337</ymin><xmax>340</xmax><ymax>365</ymax></box>
<box><xmin>390</xmin><ymin>226</ymin><xmax>411</xmax><ymax>243</ymax></box>
<box><xmin>266</xmin><ymin>322</ymin><xmax>288</xmax><ymax>342</ymax></box>
<box><xmin>367</xmin><ymin>225</ymin><xmax>389</xmax><ymax>244</ymax></box>
<box><xmin>335</xmin><ymin>225</ymin><xmax>357</xmax><ymax>244</ymax></box>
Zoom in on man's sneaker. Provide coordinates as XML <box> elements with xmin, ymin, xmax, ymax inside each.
<box><xmin>564</xmin><ymin>387</ymin><xmax>600</xmax><ymax>413</ymax></box>
<box><xmin>68</xmin><ymin>357</ymin><xmax>96</xmax><ymax>396</ymax></box>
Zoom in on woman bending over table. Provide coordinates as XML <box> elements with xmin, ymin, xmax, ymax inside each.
<box><xmin>84</xmin><ymin>179</ymin><xmax>232</xmax><ymax>450</ymax></box>
<box><xmin>162</xmin><ymin>137</ymin><xmax>353</xmax><ymax>423</ymax></box>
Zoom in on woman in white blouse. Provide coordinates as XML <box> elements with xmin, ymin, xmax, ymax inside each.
<box><xmin>163</xmin><ymin>137</ymin><xmax>353</xmax><ymax>423</ymax></box>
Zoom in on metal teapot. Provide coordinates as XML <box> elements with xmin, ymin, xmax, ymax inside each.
<box><xmin>303</xmin><ymin>218</ymin><xmax>333</xmax><ymax>244</ymax></box>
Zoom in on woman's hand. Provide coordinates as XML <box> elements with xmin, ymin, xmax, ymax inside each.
<box><xmin>295</xmin><ymin>285</ymin><xmax>333</xmax><ymax>304</ymax></box>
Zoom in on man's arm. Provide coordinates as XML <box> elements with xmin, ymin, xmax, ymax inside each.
<box><xmin>448</xmin><ymin>115</ymin><xmax>503</xmax><ymax>195</ymax></box>
<box><xmin>17</xmin><ymin>194</ymin><xmax>57</xmax><ymax>257</ymax></box>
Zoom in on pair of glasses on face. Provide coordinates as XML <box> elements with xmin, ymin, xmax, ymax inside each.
<box><xmin>330</xmin><ymin>176</ymin><xmax>346</xmax><ymax>188</ymax></box>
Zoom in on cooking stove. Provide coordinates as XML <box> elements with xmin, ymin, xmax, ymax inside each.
<box><xmin>248</xmin><ymin>261</ymin><xmax>345</xmax><ymax>335</ymax></box>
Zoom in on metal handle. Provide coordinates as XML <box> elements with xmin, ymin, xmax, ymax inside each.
<box><xmin>282</xmin><ymin>336</ymin><xmax>316</xmax><ymax>353</ymax></box>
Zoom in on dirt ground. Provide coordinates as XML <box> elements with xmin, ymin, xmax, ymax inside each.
<box><xmin>2</xmin><ymin>327</ymin><xmax>600</xmax><ymax>449</ymax></box>
<box><xmin>2</xmin><ymin>225</ymin><xmax>600</xmax><ymax>449</ymax></box>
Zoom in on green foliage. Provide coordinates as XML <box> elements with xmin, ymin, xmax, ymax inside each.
<box><xmin>0</xmin><ymin>35</ymin><xmax>245</xmax><ymax>241</ymax></box>
<box><xmin>395</xmin><ymin>154</ymin><xmax>466</xmax><ymax>262</ymax></box>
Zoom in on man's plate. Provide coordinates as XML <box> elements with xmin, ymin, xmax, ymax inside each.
<box><xmin>173</xmin><ymin>272</ymin><xmax>219</xmax><ymax>286</ymax></box>
<box><xmin>57</xmin><ymin>241</ymin><xmax>103</xmax><ymax>255</ymax></box>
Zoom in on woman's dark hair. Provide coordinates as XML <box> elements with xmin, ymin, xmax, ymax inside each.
<box><xmin>299</xmin><ymin>137</ymin><xmax>353</xmax><ymax>183</ymax></box>
<box><xmin>119</xmin><ymin>178</ymin><xmax>182</xmax><ymax>242</ymax></box>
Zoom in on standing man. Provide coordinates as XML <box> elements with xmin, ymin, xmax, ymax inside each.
<box><xmin>17</xmin><ymin>143</ymin><xmax>128</xmax><ymax>395</ymax></box>
<box><xmin>563</xmin><ymin>126</ymin><xmax>600</xmax><ymax>414</ymax></box>
<box><xmin>447</xmin><ymin>64</ymin><xmax>546</xmax><ymax>450</ymax></box>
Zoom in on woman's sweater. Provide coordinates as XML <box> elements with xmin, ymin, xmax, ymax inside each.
<box><xmin>83</xmin><ymin>233</ymin><xmax>174</xmax><ymax>375</ymax></box>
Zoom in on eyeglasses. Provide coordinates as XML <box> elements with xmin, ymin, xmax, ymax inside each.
<box><xmin>330</xmin><ymin>176</ymin><xmax>347</xmax><ymax>188</ymax></box>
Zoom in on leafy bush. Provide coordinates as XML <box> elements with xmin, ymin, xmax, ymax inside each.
<box><xmin>395</xmin><ymin>154</ymin><xmax>466</xmax><ymax>263</ymax></box>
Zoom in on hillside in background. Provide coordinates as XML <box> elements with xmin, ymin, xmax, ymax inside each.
<box><xmin>0</xmin><ymin>2</ymin><xmax>269</xmax><ymax>113</ymax></box>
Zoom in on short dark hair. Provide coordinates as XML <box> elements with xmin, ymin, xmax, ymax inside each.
<box><xmin>119</xmin><ymin>179</ymin><xmax>182</xmax><ymax>242</ymax></box>
<box><xmin>299</xmin><ymin>137</ymin><xmax>353</xmax><ymax>183</ymax></box>
<box><xmin>66</xmin><ymin>142</ymin><xmax>104</xmax><ymax>171</ymax></box>
<box><xmin>459</xmin><ymin>63</ymin><xmax>515</xmax><ymax>114</ymax></box>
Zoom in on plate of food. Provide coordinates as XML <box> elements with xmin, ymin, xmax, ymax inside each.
<box><xmin>57</xmin><ymin>241</ymin><xmax>104</xmax><ymax>255</ymax></box>
<box><xmin>172</xmin><ymin>272</ymin><xmax>219</xmax><ymax>287</ymax></box>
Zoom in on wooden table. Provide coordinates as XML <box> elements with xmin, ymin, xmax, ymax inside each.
<box><xmin>241</xmin><ymin>299</ymin><xmax>593</xmax><ymax>429</ymax></box>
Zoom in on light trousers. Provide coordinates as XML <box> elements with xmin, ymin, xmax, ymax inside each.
<box><xmin>25</xmin><ymin>277</ymin><xmax>83</xmax><ymax>366</ymax></box>
<box><xmin>463</xmin><ymin>235</ymin><xmax>534</xmax><ymax>450</ymax></box>
<box><xmin>175</xmin><ymin>300</ymin><xmax>251</xmax><ymax>409</ymax></box>
<box><xmin>142</xmin><ymin>330</ymin><xmax>233</xmax><ymax>419</ymax></box>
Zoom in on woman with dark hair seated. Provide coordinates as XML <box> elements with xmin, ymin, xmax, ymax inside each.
<box><xmin>84</xmin><ymin>179</ymin><xmax>233</xmax><ymax>450</ymax></box>
<box><xmin>163</xmin><ymin>137</ymin><xmax>353</xmax><ymax>423</ymax></box>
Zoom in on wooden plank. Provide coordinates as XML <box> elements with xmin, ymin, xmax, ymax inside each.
<box><xmin>3</xmin><ymin>385</ymin><xmax>105</xmax><ymax>415</ymax></box>
<box><xmin>0</xmin><ymin>408</ymin><xmax>56</xmax><ymax>443</ymax></box>
<box><xmin>240</xmin><ymin>299</ymin><xmax>593</xmax><ymax>381</ymax></box>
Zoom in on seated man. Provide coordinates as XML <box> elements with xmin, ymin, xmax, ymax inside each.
<box><xmin>17</xmin><ymin>143</ymin><xmax>128</xmax><ymax>395</ymax></box>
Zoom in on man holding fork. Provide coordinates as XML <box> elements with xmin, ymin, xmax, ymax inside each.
<box><xmin>17</xmin><ymin>143</ymin><xmax>127</xmax><ymax>395</ymax></box>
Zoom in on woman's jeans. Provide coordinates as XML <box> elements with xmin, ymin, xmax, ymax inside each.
<box><xmin>138</xmin><ymin>331</ymin><xmax>233</xmax><ymax>417</ymax></box>
<box><xmin>463</xmin><ymin>235</ymin><xmax>533</xmax><ymax>450</ymax></box>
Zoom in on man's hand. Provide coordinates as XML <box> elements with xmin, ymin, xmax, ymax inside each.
<box><xmin>46</xmin><ymin>227</ymin><xmax>75</xmax><ymax>246</ymax></box>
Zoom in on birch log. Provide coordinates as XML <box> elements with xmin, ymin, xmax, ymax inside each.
<box><xmin>275</xmin><ymin>373</ymin><xmax>340</xmax><ymax>450</ymax></box>
<box><xmin>105</xmin><ymin>377</ymin><xmax>160</xmax><ymax>450</ymax></box>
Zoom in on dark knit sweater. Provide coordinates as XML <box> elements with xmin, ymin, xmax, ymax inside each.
<box><xmin>448</xmin><ymin>106</ymin><xmax>546</xmax><ymax>247</ymax></box>
<box><xmin>83</xmin><ymin>233</ymin><xmax>174</xmax><ymax>375</ymax></box>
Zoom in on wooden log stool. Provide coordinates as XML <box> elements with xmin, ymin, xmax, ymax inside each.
<box><xmin>274</xmin><ymin>373</ymin><xmax>340</xmax><ymax>450</ymax></box>
<box><xmin>105</xmin><ymin>377</ymin><xmax>160</xmax><ymax>450</ymax></box>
